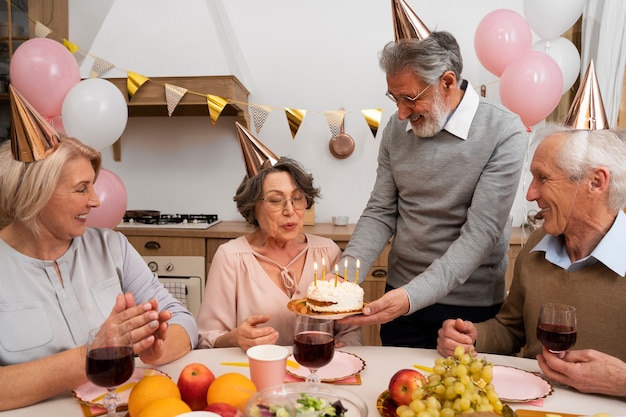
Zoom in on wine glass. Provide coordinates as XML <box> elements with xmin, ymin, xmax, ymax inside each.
<box><xmin>292</xmin><ymin>315</ymin><xmax>334</xmax><ymax>383</ymax></box>
<box><xmin>536</xmin><ymin>303</ymin><xmax>577</xmax><ymax>354</ymax></box>
<box><xmin>86</xmin><ymin>328</ymin><xmax>135</xmax><ymax>417</ymax></box>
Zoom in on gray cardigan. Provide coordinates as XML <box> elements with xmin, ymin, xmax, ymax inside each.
<box><xmin>342</xmin><ymin>83</ymin><xmax>526</xmax><ymax>314</ymax></box>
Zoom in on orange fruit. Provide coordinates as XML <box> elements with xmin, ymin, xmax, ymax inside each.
<box><xmin>127</xmin><ymin>374</ymin><xmax>181</xmax><ymax>417</ymax></box>
<box><xmin>137</xmin><ymin>397</ymin><xmax>191</xmax><ymax>417</ymax></box>
<box><xmin>206</xmin><ymin>372</ymin><xmax>257</xmax><ymax>411</ymax></box>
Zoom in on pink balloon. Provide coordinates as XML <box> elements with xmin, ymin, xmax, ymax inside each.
<box><xmin>474</xmin><ymin>9</ymin><xmax>532</xmax><ymax>77</ymax></box>
<box><xmin>499</xmin><ymin>50</ymin><xmax>563</xmax><ymax>127</ymax></box>
<box><xmin>9</xmin><ymin>38</ymin><xmax>80</xmax><ymax>118</ymax></box>
<box><xmin>48</xmin><ymin>115</ymin><xmax>67</xmax><ymax>135</ymax></box>
<box><xmin>86</xmin><ymin>169</ymin><xmax>128</xmax><ymax>229</ymax></box>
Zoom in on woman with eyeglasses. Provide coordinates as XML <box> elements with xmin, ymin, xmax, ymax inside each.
<box><xmin>196</xmin><ymin>157</ymin><xmax>360</xmax><ymax>351</ymax></box>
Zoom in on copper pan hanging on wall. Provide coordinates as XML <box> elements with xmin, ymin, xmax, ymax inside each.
<box><xmin>328</xmin><ymin>114</ymin><xmax>355</xmax><ymax>159</ymax></box>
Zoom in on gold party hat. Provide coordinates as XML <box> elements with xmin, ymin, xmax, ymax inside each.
<box><xmin>235</xmin><ymin>121</ymin><xmax>279</xmax><ymax>178</ymax></box>
<box><xmin>563</xmin><ymin>60</ymin><xmax>609</xmax><ymax>130</ymax></box>
<box><xmin>391</xmin><ymin>0</ymin><xmax>431</xmax><ymax>41</ymax></box>
<box><xmin>9</xmin><ymin>84</ymin><xmax>61</xmax><ymax>162</ymax></box>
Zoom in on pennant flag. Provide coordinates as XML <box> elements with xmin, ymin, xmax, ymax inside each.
<box><xmin>34</xmin><ymin>21</ymin><xmax>52</xmax><ymax>38</ymax></box>
<box><xmin>361</xmin><ymin>108</ymin><xmax>383</xmax><ymax>138</ymax></box>
<box><xmin>250</xmin><ymin>104</ymin><xmax>272</xmax><ymax>134</ymax></box>
<box><xmin>90</xmin><ymin>57</ymin><xmax>115</xmax><ymax>78</ymax></box>
<box><xmin>63</xmin><ymin>39</ymin><xmax>87</xmax><ymax>66</ymax></box>
<box><xmin>323</xmin><ymin>110</ymin><xmax>345</xmax><ymax>138</ymax></box>
<box><xmin>164</xmin><ymin>84</ymin><xmax>188</xmax><ymax>117</ymax></box>
<box><xmin>207</xmin><ymin>94</ymin><xmax>228</xmax><ymax>126</ymax></box>
<box><xmin>284</xmin><ymin>108</ymin><xmax>306</xmax><ymax>140</ymax></box>
<box><xmin>127</xmin><ymin>72</ymin><xmax>150</xmax><ymax>99</ymax></box>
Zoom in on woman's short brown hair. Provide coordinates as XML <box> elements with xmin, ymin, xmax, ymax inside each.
<box><xmin>234</xmin><ymin>157</ymin><xmax>320</xmax><ymax>226</ymax></box>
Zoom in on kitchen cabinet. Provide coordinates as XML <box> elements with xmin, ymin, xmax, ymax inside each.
<box><xmin>0</xmin><ymin>0</ymin><xmax>68</xmax><ymax>143</ymax></box>
<box><xmin>125</xmin><ymin>235</ymin><xmax>206</xmax><ymax>257</ymax></box>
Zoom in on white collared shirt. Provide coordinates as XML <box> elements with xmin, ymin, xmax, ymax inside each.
<box><xmin>530</xmin><ymin>210</ymin><xmax>626</xmax><ymax>276</ymax></box>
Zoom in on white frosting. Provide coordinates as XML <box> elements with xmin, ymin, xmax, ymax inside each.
<box><xmin>306</xmin><ymin>278</ymin><xmax>364</xmax><ymax>313</ymax></box>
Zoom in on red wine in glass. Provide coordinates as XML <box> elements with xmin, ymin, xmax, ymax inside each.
<box><xmin>86</xmin><ymin>329</ymin><xmax>135</xmax><ymax>417</ymax></box>
<box><xmin>537</xmin><ymin>303</ymin><xmax>577</xmax><ymax>354</ymax></box>
<box><xmin>536</xmin><ymin>323</ymin><xmax>577</xmax><ymax>353</ymax></box>
<box><xmin>292</xmin><ymin>315</ymin><xmax>334</xmax><ymax>383</ymax></box>
<box><xmin>87</xmin><ymin>346</ymin><xmax>135</xmax><ymax>387</ymax></box>
<box><xmin>293</xmin><ymin>331</ymin><xmax>334</xmax><ymax>369</ymax></box>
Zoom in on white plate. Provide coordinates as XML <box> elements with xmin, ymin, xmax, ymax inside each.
<box><xmin>286</xmin><ymin>350</ymin><xmax>365</xmax><ymax>381</ymax></box>
<box><xmin>492</xmin><ymin>365</ymin><xmax>553</xmax><ymax>402</ymax></box>
<box><xmin>287</xmin><ymin>298</ymin><xmax>365</xmax><ymax>320</ymax></box>
<box><xmin>72</xmin><ymin>367</ymin><xmax>168</xmax><ymax>407</ymax></box>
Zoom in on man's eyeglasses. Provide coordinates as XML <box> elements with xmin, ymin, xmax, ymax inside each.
<box><xmin>386</xmin><ymin>84</ymin><xmax>432</xmax><ymax>109</ymax></box>
<box><xmin>260</xmin><ymin>194</ymin><xmax>308</xmax><ymax>211</ymax></box>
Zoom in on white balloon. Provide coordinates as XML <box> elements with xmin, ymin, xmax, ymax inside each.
<box><xmin>62</xmin><ymin>78</ymin><xmax>128</xmax><ymax>151</ymax></box>
<box><xmin>524</xmin><ymin>0</ymin><xmax>585</xmax><ymax>40</ymax></box>
<box><xmin>532</xmin><ymin>37</ymin><xmax>581</xmax><ymax>95</ymax></box>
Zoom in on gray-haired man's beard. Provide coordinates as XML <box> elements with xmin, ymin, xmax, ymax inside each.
<box><xmin>410</xmin><ymin>91</ymin><xmax>449</xmax><ymax>138</ymax></box>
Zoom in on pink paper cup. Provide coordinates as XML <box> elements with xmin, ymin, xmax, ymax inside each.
<box><xmin>246</xmin><ymin>345</ymin><xmax>289</xmax><ymax>391</ymax></box>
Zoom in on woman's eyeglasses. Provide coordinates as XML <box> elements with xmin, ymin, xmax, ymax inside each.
<box><xmin>385</xmin><ymin>84</ymin><xmax>432</xmax><ymax>109</ymax></box>
<box><xmin>260</xmin><ymin>194</ymin><xmax>308</xmax><ymax>211</ymax></box>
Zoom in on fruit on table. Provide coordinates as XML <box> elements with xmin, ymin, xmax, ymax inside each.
<box><xmin>207</xmin><ymin>372</ymin><xmax>257</xmax><ymax>412</ymax></box>
<box><xmin>204</xmin><ymin>402</ymin><xmax>239</xmax><ymax>417</ymax></box>
<box><xmin>127</xmin><ymin>374</ymin><xmax>181</xmax><ymax>417</ymax></box>
<box><xmin>177</xmin><ymin>362</ymin><xmax>216</xmax><ymax>410</ymax></box>
<box><xmin>393</xmin><ymin>346</ymin><xmax>503</xmax><ymax>417</ymax></box>
<box><xmin>137</xmin><ymin>397</ymin><xmax>191</xmax><ymax>417</ymax></box>
<box><xmin>388</xmin><ymin>369</ymin><xmax>427</xmax><ymax>406</ymax></box>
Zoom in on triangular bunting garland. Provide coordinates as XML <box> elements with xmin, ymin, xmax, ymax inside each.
<box><xmin>164</xmin><ymin>84</ymin><xmax>189</xmax><ymax>117</ymax></box>
<box><xmin>323</xmin><ymin>110</ymin><xmax>345</xmax><ymax>138</ymax></box>
<box><xmin>127</xmin><ymin>72</ymin><xmax>150</xmax><ymax>99</ymax></box>
<box><xmin>34</xmin><ymin>21</ymin><xmax>52</xmax><ymax>38</ymax></box>
<box><xmin>250</xmin><ymin>104</ymin><xmax>272</xmax><ymax>134</ymax></box>
<box><xmin>284</xmin><ymin>108</ymin><xmax>306</xmax><ymax>140</ymax></box>
<box><xmin>361</xmin><ymin>108</ymin><xmax>383</xmax><ymax>138</ymax></box>
<box><xmin>207</xmin><ymin>94</ymin><xmax>228</xmax><ymax>126</ymax></box>
<box><xmin>90</xmin><ymin>57</ymin><xmax>115</xmax><ymax>78</ymax></box>
<box><xmin>62</xmin><ymin>39</ymin><xmax>87</xmax><ymax>66</ymax></box>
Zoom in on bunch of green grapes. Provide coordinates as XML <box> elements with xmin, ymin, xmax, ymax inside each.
<box><xmin>395</xmin><ymin>346</ymin><xmax>504</xmax><ymax>417</ymax></box>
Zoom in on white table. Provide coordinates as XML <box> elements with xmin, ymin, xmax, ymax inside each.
<box><xmin>2</xmin><ymin>346</ymin><xmax>624</xmax><ymax>416</ymax></box>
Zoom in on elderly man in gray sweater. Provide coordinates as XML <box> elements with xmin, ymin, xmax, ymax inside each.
<box><xmin>339</xmin><ymin>32</ymin><xmax>526</xmax><ymax>348</ymax></box>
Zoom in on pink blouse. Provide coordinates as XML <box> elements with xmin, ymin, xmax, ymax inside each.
<box><xmin>196</xmin><ymin>234</ymin><xmax>361</xmax><ymax>348</ymax></box>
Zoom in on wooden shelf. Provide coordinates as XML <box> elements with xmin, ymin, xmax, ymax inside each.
<box><xmin>107</xmin><ymin>75</ymin><xmax>250</xmax><ymax>161</ymax></box>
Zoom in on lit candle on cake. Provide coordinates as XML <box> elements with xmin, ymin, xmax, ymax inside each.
<box><xmin>322</xmin><ymin>257</ymin><xmax>326</xmax><ymax>281</ymax></box>
<box><xmin>355</xmin><ymin>259</ymin><xmax>360</xmax><ymax>284</ymax></box>
<box><xmin>344</xmin><ymin>259</ymin><xmax>348</xmax><ymax>283</ymax></box>
<box><xmin>314</xmin><ymin>261</ymin><xmax>318</xmax><ymax>286</ymax></box>
<box><xmin>334</xmin><ymin>264</ymin><xmax>339</xmax><ymax>287</ymax></box>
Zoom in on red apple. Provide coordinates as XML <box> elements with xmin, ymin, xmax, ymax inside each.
<box><xmin>388</xmin><ymin>369</ymin><xmax>427</xmax><ymax>406</ymax></box>
<box><xmin>177</xmin><ymin>363</ymin><xmax>216</xmax><ymax>410</ymax></box>
<box><xmin>204</xmin><ymin>402</ymin><xmax>239</xmax><ymax>417</ymax></box>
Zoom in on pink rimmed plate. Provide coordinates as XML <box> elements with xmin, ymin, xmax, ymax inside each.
<box><xmin>73</xmin><ymin>367</ymin><xmax>168</xmax><ymax>407</ymax></box>
<box><xmin>286</xmin><ymin>350</ymin><xmax>365</xmax><ymax>382</ymax></box>
<box><xmin>492</xmin><ymin>365</ymin><xmax>553</xmax><ymax>402</ymax></box>
<box><xmin>287</xmin><ymin>298</ymin><xmax>365</xmax><ymax>320</ymax></box>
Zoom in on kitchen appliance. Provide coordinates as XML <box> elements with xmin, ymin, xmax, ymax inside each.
<box><xmin>143</xmin><ymin>255</ymin><xmax>206</xmax><ymax>318</ymax></box>
<box><xmin>117</xmin><ymin>211</ymin><xmax>221</xmax><ymax>230</ymax></box>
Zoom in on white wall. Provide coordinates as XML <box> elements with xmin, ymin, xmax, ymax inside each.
<box><xmin>69</xmin><ymin>0</ymin><xmax>534</xmax><ymax>225</ymax></box>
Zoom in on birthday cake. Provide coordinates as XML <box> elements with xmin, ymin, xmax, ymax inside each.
<box><xmin>305</xmin><ymin>278</ymin><xmax>364</xmax><ymax>314</ymax></box>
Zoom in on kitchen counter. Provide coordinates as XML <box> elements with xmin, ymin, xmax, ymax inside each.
<box><xmin>116</xmin><ymin>221</ymin><xmax>527</xmax><ymax>245</ymax></box>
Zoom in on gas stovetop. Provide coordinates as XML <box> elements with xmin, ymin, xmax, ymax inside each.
<box><xmin>117</xmin><ymin>212</ymin><xmax>221</xmax><ymax>230</ymax></box>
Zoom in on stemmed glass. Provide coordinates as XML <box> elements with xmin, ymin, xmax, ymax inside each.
<box><xmin>86</xmin><ymin>328</ymin><xmax>135</xmax><ymax>416</ymax></box>
<box><xmin>536</xmin><ymin>303</ymin><xmax>577</xmax><ymax>354</ymax></box>
<box><xmin>292</xmin><ymin>315</ymin><xmax>334</xmax><ymax>383</ymax></box>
